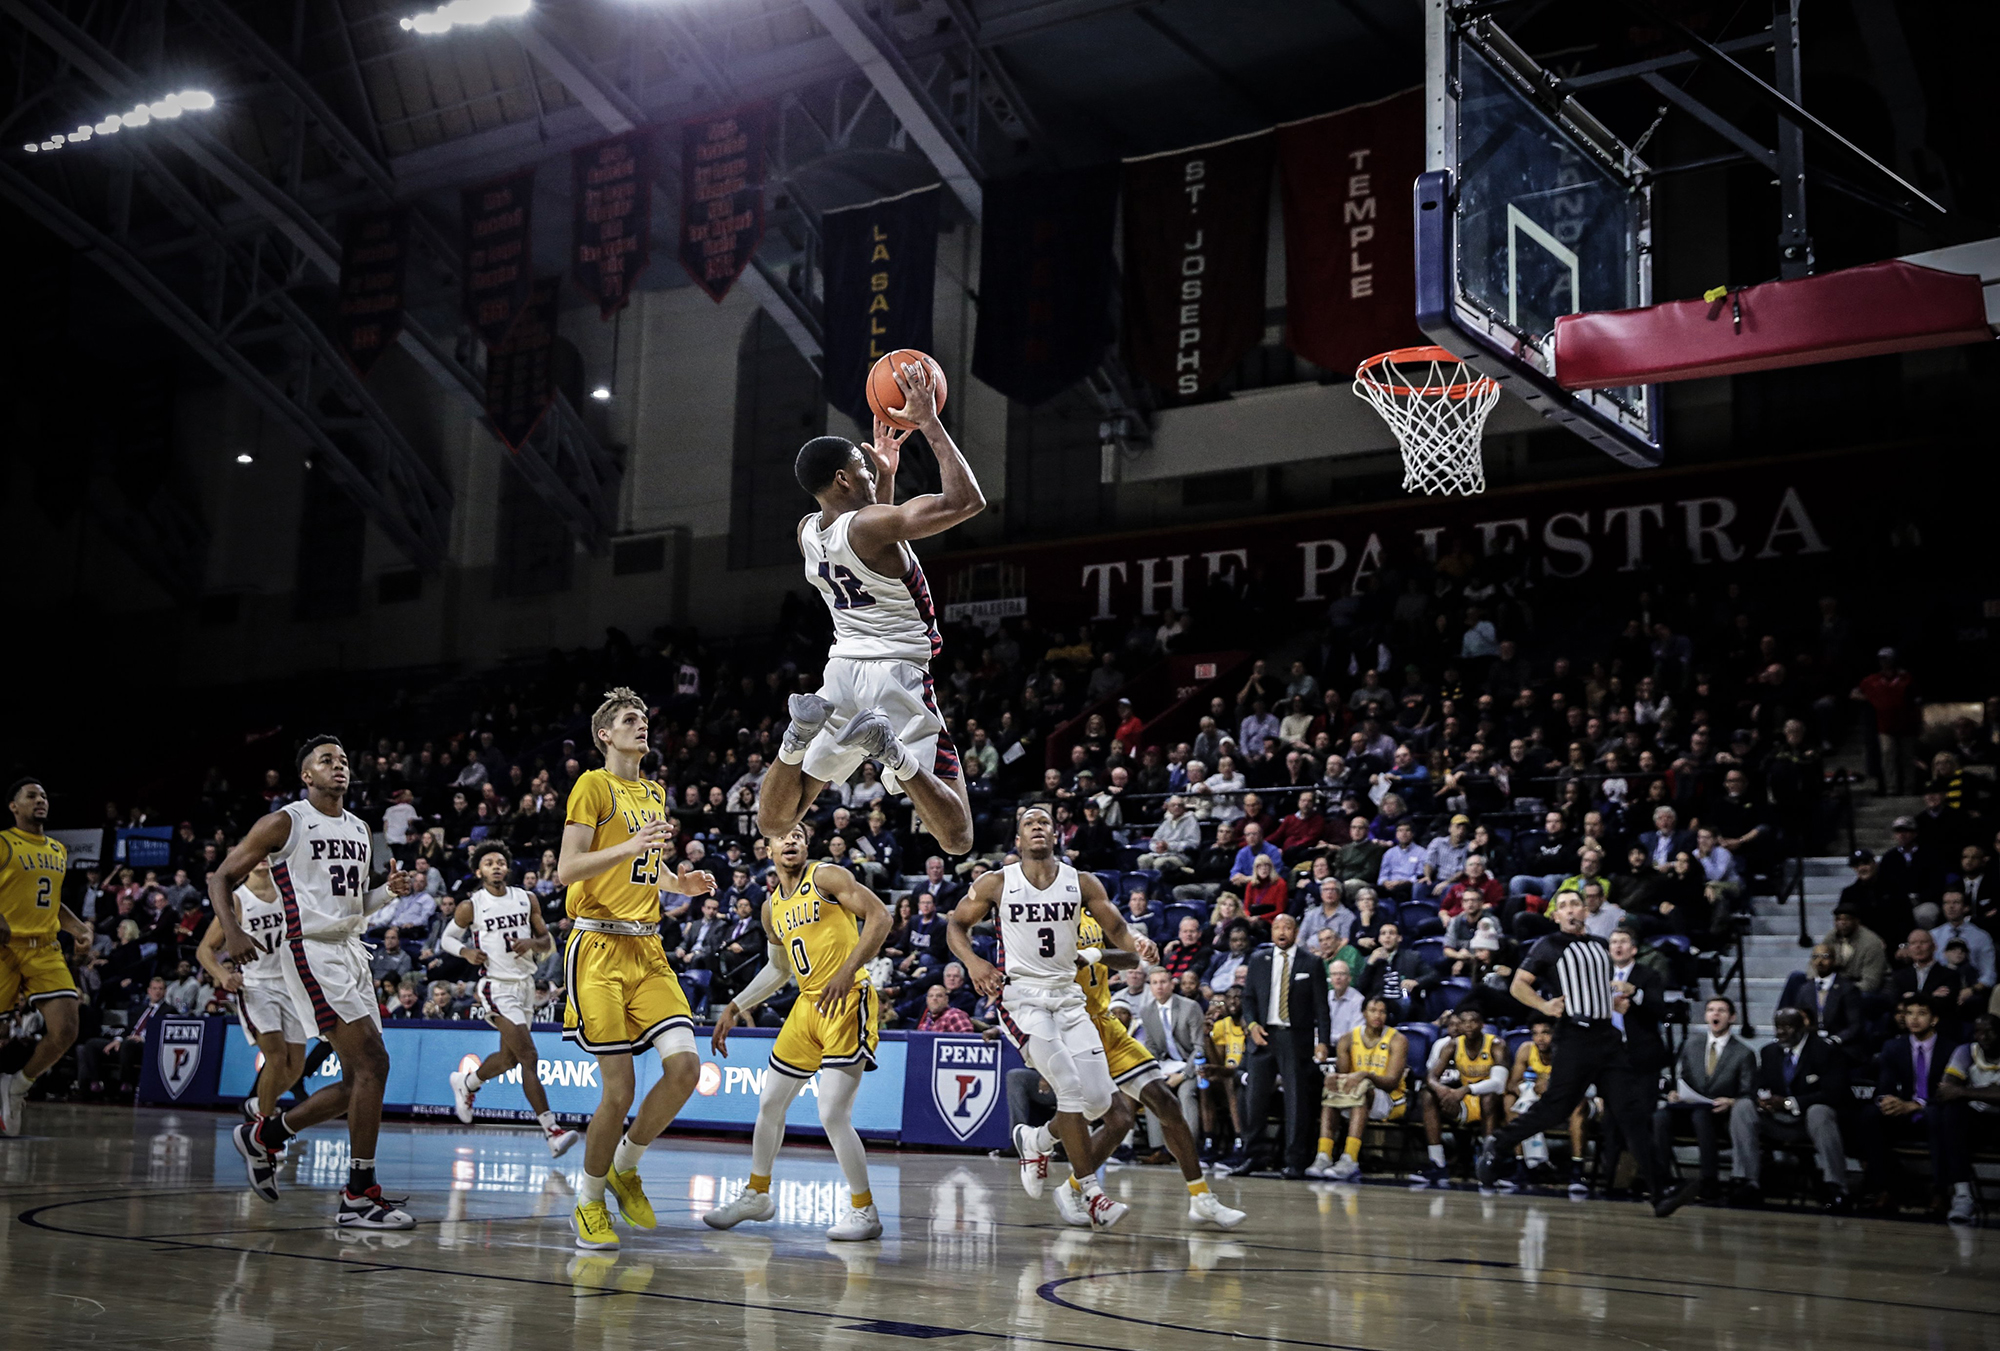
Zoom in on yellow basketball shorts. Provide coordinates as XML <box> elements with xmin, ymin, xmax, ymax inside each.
<box><xmin>562</xmin><ymin>929</ymin><xmax>691</xmax><ymax>1055</ymax></box>
<box><xmin>770</xmin><ymin>980</ymin><xmax>879</xmax><ymax>1079</ymax></box>
<box><xmin>0</xmin><ymin>936</ymin><xmax>77</xmax><ymax>1010</ymax></box>
<box><xmin>1090</xmin><ymin>1010</ymin><xmax>1162</xmax><ymax>1093</ymax></box>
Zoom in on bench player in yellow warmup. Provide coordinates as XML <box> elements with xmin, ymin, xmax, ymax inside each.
<box><xmin>0</xmin><ymin>778</ymin><xmax>92</xmax><ymax>1136</ymax></box>
<box><xmin>1064</xmin><ymin>913</ymin><xmax>1246</xmax><ymax>1229</ymax></box>
<box><xmin>559</xmin><ymin>687</ymin><xmax>718</xmax><ymax>1250</ymax></box>
<box><xmin>705</xmin><ymin>825</ymin><xmax>891</xmax><ymax>1241</ymax></box>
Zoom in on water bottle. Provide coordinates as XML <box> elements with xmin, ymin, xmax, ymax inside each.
<box><xmin>1195</xmin><ymin>1051</ymin><xmax>1209</xmax><ymax>1092</ymax></box>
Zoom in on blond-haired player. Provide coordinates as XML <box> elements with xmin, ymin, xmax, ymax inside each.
<box><xmin>0</xmin><ymin>778</ymin><xmax>92</xmax><ymax>1136</ymax></box>
<box><xmin>559</xmin><ymin>687</ymin><xmax>717</xmax><ymax>1251</ymax></box>
<box><xmin>1064</xmin><ymin>914</ymin><xmax>1245</xmax><ymax>1229</ymax></box>
<box><xmin>703</xmin><ymin>826</ymin><xmax>891</xmax><ymax>1240</ymax></box>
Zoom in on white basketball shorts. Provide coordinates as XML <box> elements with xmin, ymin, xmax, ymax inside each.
<box><xmin>281</xmin><ymin>935</ymin><xmax>383</xmax><ymax>1036</ymax></box>
<box><xmin>994</xmin><ymin>980</ymin><xmax>1115</xmax><ymax>1118</ymax></box>
<box><xmin>478</xmin><ymin>974</ymin><xmax>536</xmax><ymax>1028</ymax></box>
<box><xmin>236</xmin><ymin>979</ymin><xmax>309</xmax><ymax>1046</ymax></box>
<box><xmin>802</xmin><ymin>657</ymin><xmax>960</xmax><ymax>793</ymax></box>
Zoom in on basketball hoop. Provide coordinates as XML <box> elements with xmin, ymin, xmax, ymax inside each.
<box><xmin>1353</xmin><ymin>346</ymin><xmax>1501</xmax><ymax>497</ymax></box>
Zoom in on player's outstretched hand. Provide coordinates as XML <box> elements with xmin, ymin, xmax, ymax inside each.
<box><xmin>891</xmin><ymin>358</ymin><xmax>938</xmax><ymax>427</ymax></box>
<box><xmin>710</xmin><ymin>1001</ymin><xmax>740</xmax><ymax>1057</ymax></box>
<box><xmin>670</xmin><ymin>860</ymin><xmax>717</xmax><ymax>897</ymax></box>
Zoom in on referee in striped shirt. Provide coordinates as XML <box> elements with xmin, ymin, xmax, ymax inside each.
<box><xmin>1477</xmin><ymin>892</ymin><xmax>1695</xmax><ymax>1217</ymax></box>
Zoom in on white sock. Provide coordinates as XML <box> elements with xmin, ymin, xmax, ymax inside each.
<box><xmin>613</xmin><ymin>1134</ymin><xmax>647</xmax><ymax>1173</ymax></box>
<box><xmin>1077</xmin><ymin>1172</ymin><xmax>1102</xmax><ymax>1197</ymax></box>
<box><xmin>778</xmin><ymin>740</ymin><xmax>809</xmax><ymax>765</ymax></box>
<box><xmin>1428</xmin><ymin>1144</ymin><xmax>1447</xmax><ymax>1167</ymax></box>
<box><xmin>537</xmin><ymin>1111</ymin><xmax>558</xmax><ymax>1132</ymax></box>
<box><xmin>580</xmin><ymin>1171</ymin><xmax>607</xmax><ymax>1203</ymax></box>
<box><xmin>17</xmin><ymin>1069</ymin><xmax>39</xmax><ymax>1085</ymax></box>
<box><xmin>472</xmin><ymin>1066</ymin><xmax>492</xmax><ymax>1086</ymax></box>
<box><xmin>1029</xmin><ymin>1124</ymin><xmax>1056</xmax><ymax>1155</ymax></box>
<box><xmin>1955</xmin><ymin>1181</ymin><xmax>1974</xmax><ymax>1199</ymax></box>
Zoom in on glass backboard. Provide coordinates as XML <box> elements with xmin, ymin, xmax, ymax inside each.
<box><xmin>1415</xmin><ymin>0</ymin><xmax>1662</xmax><ymax>466</ymax></box>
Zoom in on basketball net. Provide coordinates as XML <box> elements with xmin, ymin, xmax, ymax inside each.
<box><xmin>1353</xmin><ymin>346</ymin><xmax>1501</xmax><ymax>497</ymax></box>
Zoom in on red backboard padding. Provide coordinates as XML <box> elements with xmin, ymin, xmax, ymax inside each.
<box><xmin>1553</xmin><ymin>260</ymin><xmax>1991</xmax><ymax>389</ymax></box>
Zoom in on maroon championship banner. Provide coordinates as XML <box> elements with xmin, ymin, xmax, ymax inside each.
<box><xmin>1278</xmin><ymin>87</ymin><xmax>1425</xmax><ymax>377</ymax></box>
<box><xmin>572</xmin><ymin>131</ymin><xmax>652</xmax><ymax>319</ymax></box>
<box><xmin>1121</xmin><ymin>130</ymin><xmax>1274</xmax><ymax>403</ymax></box>
<box><xmin>929</xmin><ymin>451</ymin><xmax>1868</xmax><ymax>628</ymax></box>
<box><xmin>484</xmin><ymin>276</ymin><xmax>558</xmax><ymax>450</ymax></box>
<box><xmin>335</xmin><ymin>209</ymin><xmax>407</xmax><ymax>376</ymax></box>
<box><xmin>679</xmin><ymin>107</ymin><xmax>766</xmax><ymax>302</ymax></box>
<box><xmin>462</xmin><ymin>169</ymin><xmax>535</xmax><ymax>348</ymax></box>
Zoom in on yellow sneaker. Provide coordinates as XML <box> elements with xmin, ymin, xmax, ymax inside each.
<box><xmin>606</xmin><ymin>1167</ymin><xmax>655</xmax><ymax>1230</ymax></box>
<box><xmin>572</xmin><ymin>1199</ymin><xmax>619</xmax><ymax>1250</ymax></box>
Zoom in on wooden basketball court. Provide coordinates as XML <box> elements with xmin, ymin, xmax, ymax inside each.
<box><xmin>3</xmin><ymin>1106</ymin><xmax>1991</xmax><ymax>1349</ymax></box>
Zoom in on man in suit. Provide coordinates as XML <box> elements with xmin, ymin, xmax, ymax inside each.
<box><xmin>1358</xmin><ymin>921</ymin><xmax>1438</xmax><ymax>1022</ymax></box>
<box><xmin>1595</xmin><ymin>928</ymin><xmax>1670</xmax><ymax>1188</ymax></box>
<box><xmin>1891</xmin><ymin>928</ymin><xmax>1964</xmax><ymax>1032</ymax></box>
<box><xmin>1133</xmin><ymin>968</ymin><xmax>1206</xmax><ymax>1160</ymax></box>
<box><xmin>1780</xmin><ymin>945</ymin><xmax>1868</xmax><ymax>1054</ymax></box>
<box><xmin>1859</xmin><ymin>996</ymin><xmax>1955</xmax><ymax>1211</ymax></box>
<box><xmin>1638</xmin><ymin>805</ymin><xmax>1695</xmax><ymax>870</ymax></box>
<box><xmin>1728</xmin><ymin>1006</ymin><xmax>1853</xmax><ymax>1211</ymax></box>
<box><xmin>1239</xmin><ymin>914</ymin><xmax>1332</xmax><ymax>1178</ymax></box>
<box><xmin>1876</xmin><ymin>819</ymin><xmax>1934</xmax><ymax>928</ymax></box>
<box><xmin>1655</xmin><ymin>996</ymin><xmax>1756</xmax><ymax>1198</ymax></box>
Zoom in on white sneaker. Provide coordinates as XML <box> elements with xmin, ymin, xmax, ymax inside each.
<box><xmin>1303</xmin><ymin>1152</ymin><xmax>1335</xmax><ymax>1179</ymax></box>
<box><xmin>546</xmin><ymin>1127</ymin><xmax>581</xmax><ymax>1158</ymax></box>
<box><xmin>1329</xmin><ymin>1155</ymin><xmax>1361</xmax><ymax>1181</ymax></box>
<box><xmin>1188</xmin><ymin>1191</ymin><xmax>1246</xmax><ymax>1230</ymax></box>
<box><xmin>336</xmin><ymin>1187</ymin><xmax>414</xmax><ymax>1230</ymax></box>
<box><xmin>1012</xmin><ymin>1123</ymin><xmax>1050</xmax><ymax>1198</ymax></box>
<box><xmin>1085</xmin><ymin>1190</ymin><xmax>1129</xmax><ymax>1230</ymax></box>
<box><xmin>449</xmin><ymin>1069</ymin><xmax>479</xmax><ymax>1124</ymax></box>
<box><xmin>701</xmin><ymin>1186</ymin><xmax>777</xmax><ymax>1230</ymax></box>
<box><xmin>834</xmin><ymin>708</ymin><xmax>908</xmax><ymax>773</ymax></box>
<box><xmin>1947</xmin><ymin>1191</ymin><xmax>1977</xmax><ymax>1227</ymax></box>
<box><xmin>0</xmin><ymin>1071</ymin><xmax>27</xmax><ymax>1136</ymax></box>
<box><xmin>784</xmin><ymin>693</ymin><xmax>833</xmax><ymax>754</ymax></box>
<box><xmin>827</xmin><ymin>1202</ymin><xmax>883</xmax><ymax>1241</ymax></box>
<box><xmin>1052</xmin><ymin>1180</ymin><xmax>1091</xmax><ymax>1227</ymax></box>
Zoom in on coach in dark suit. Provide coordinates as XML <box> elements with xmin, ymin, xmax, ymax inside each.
<box><xmin>1596</xmin><ymin>928</ymin><xmax>1671</xmax><ymax>1185</ymax></box>
<box><xmin>1780</xmin><ymin>945</ymin><xmax>1867</xmax><ymax>1053</ymax></box>
<box><xmin>1241</xmin><ymin>914</ymin><xmax>1332</xmax><ymax>1178</ymax></box>
<box><xmin>1654</xmin><ymin>994</ymin><xmax>1756</xmax><ymax>1195</ymax></box>
<box><xmin>1728</xmin><ymin>1007</ymin><xmax>1853</xmax><ymax>1209</ymax></box>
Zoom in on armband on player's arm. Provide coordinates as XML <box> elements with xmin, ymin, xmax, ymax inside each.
<box><xmin>1471</xmin><ymin>1065</ymin><xmax>1509</xmax><ymax>1096</ymax></box>
<box><xmin>440</xmin><ymin>921</ymin><xmax>470</xmax><ymax>958</ymax></box>
<box><xmin>729</xmin><ymin>944</ymin><xmax>792</xmax><ymax>1015</ymax></box>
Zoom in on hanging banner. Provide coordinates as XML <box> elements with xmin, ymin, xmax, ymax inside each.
<box><xmin>335</xmin><ymin>208</ymin><xmax>407</xmax><ymax>376</ymax></box>
<box><xmin>484</xmin><ymin>276</ymin><xmax>559</xmax><ymax>450</ymax></box>
<box><xmin>1121</xmin><ymin>130</ymin><xmax>1273</xmax><ymax>403</ymax></box>
<box><xmin>821</xmin><ymin>184</ymin><xmax>942</xmax><ymax>427</ymax></box>
<box><xmin>462</xmin><ymin>168</ymin><xmax>535</xmax><ymax>348</ymax></box>
<box><xmin>679</xmin><ymin>107</ymin><xmax>767</xmax><ymax>303</ymax></box>
<box><xmin>1278</xmin><ymin>87</ymin><xmax>1424</xmax><ymax>377</ymax></box>
<box><xmin>572</xmin><ymin>130</ymin><xmax>652</xmax><ymax>319</ymax></box>
<box><xmin>971</xmin><ymin>167</ymin><xmax>1119</xmax><ymax>406</ymax></box>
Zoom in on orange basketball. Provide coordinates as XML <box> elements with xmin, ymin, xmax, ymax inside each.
<box><xmin>865</xmin><ymin>349</ymin><xmax>947</xmax><ymax>431</ymax></box>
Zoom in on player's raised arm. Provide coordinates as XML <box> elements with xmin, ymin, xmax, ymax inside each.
<box><xmin>208</xmin><ymin>811</ymin><xmax>293</xmax><ymax>960</ymax></box>
<box><xmin>947</xmin><ymin>871</ymin><xmax>1003</xmax><ymax>997</ymax></box>
<box><xmin>811</xmin><ymin>864</ymin><xmax>893</xmax><ymax>1014</ymax></box>
<box><xmin>1081</xmin><ymin>872</ymin><xmax>1157</xmax><ymax>967</ymax></box>
<box><xmin>849</xmin><ymin>360</ymin><xmax>985</xmax><ymax>549</ymax></box>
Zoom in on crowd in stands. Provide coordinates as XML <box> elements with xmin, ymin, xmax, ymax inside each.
<box><xmin>6</xmin><ymin>544</ymin><xmax>1997</xmax><ymax>1223</ymax></box>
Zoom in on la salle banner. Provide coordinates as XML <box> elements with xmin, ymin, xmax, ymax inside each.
<box><xmin>821</xmin><ymin>184</ymin><xmax>942</xmax><ymax>428</ymax></box>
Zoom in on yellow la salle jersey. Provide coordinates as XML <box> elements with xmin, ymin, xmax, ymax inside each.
<box><xmin>1524</xmin><ymin>1043</ymin><xmax>1553</xmax><ymax>1084</ymax></box>
<box><xmin>770</xmin><ymin>862</ymin><xmax>861</xmax><ymax>996</ymax></box>
<box><xmin>1453</xmin><ymin>1032</ymin><xmax>1499</xmax><ymax>1083</ymax></box>
<box><xmin>1075</xmin><ymin>914</ymin><xmax>1113</xmax><ymax>1017</ymax></box>
<box><xmin>564</xmin><ymin>770</ymin><xmax>670</xmax><ymax>924</ymax></box>
<box><xmin>1353</xmin><ymin>1029</ymin><xmax>1406</xmax><ymax>1103</ymax></box>
<box><xmin>0</xmin><ymin>828</ymin><xmax>67</xmax><ymax>941</ymax></box>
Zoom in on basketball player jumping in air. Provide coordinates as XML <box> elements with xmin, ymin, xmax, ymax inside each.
<box><xmin>559</xmin><ymin>687</ymin><xmax>717</xmax><ymax>1251</ymax></box>
<box><xmin>758</xmin><ymin>359</ymin><xmax>983</xmax><ymax>856</ymax></box>
<box><xmin>445</xmin><ymin>842</ymin><xmax>581</xmax><ymax>1158</ymax></box>
<box><xmin>212</xmin><ymin>736</ymin><xmax>422</xmax><ymax>1229</ymax></box>
<box><xmin>196</xmin><ymin>858</ymin><xmax>308</xmax><ymax>1124</ymax></box>
<box><xmin>703</xmin><ymin>825</ymin><xmax>892</xmax><ymax>1241</ymax></box>
<box><xmin>948</xmin><ymin>805</ymin><xmax>1156</xmax><ymax>1229</ymax></box>
<box><xmin>0</xmin><ymin>778</ymin><xmax>92</xmax><ymax>1136</ymax></box>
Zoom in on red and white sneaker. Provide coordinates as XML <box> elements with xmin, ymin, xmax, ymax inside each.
<box><xmin>337</xmin><ymin>1185</ymin><xmax>414</xmax><ymax>1230</ymax></box>
<box><xmin>1085</xmin><ymin>1190</ymin><xmax>1129</xmax><ymax>1231</ymax></box>
<box><xmin>449</xmin><ymin>1068</ymin><xmax>479</xmax><ymax>1124</ymax></box>
<box><xmin>546</xmin><ymin>1125</ymin><xmax>581</xmax><ymax>1158</ymax></box>
<box><xmin>1012</xmin><ymin>1123</ymin><xmax>1050</xmax><ymax>1198</ymax></box>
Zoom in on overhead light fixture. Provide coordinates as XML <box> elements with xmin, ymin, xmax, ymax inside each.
<box><xmin>236</xmin><ymin>452</ymin><xmax>255</xmax><ymax>465</ymax></box>
<box><xmin>22</xmin><ymin>90</ymin><xmax>216</xmax><ymax>154</ymax></box>
<box><xmin>590</xmin><ymin>384</ymin><xmax>612</xmax><ymax>401</ymax></box>
<box><xmin>400</xmin><ymin>0</ymin><xmax>530</xmax><ymax>35</ymax></box>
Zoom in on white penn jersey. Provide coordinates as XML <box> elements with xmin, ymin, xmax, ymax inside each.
<box><xmin>233</xmin><ymin>884</ymin><xmax>288</xmax><ymax>984</ymax></box>
<box><xmin>799</xmin><ymin>509</ymin><xmax>942</xmax><ymax>665</ymax></box>
<box><xmin>470</xmin><ymin>885</ymin><xmax>539</xmax><ymax>981</ymax></box>
<box><xmin>268</xmin><ymin>799</ymin><xmax>375</xmax><ymax>941</ymax></box>
<box><xmin>997</xmin><ymin>860</ymin><xmax>1087</xmax><ymax>986</ymax></box>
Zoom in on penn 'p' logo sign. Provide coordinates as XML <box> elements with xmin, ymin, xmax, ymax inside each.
<box><xmin>159</xmin><ymin>1019</ymin><xmax>204</xmax><ymax>1100</ymax></box>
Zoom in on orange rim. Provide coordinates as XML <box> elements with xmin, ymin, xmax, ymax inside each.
<box><xmin>1355</xmin><ymin>346</ymin><xmax>1498</xmax><ymax>400</ymax></box>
